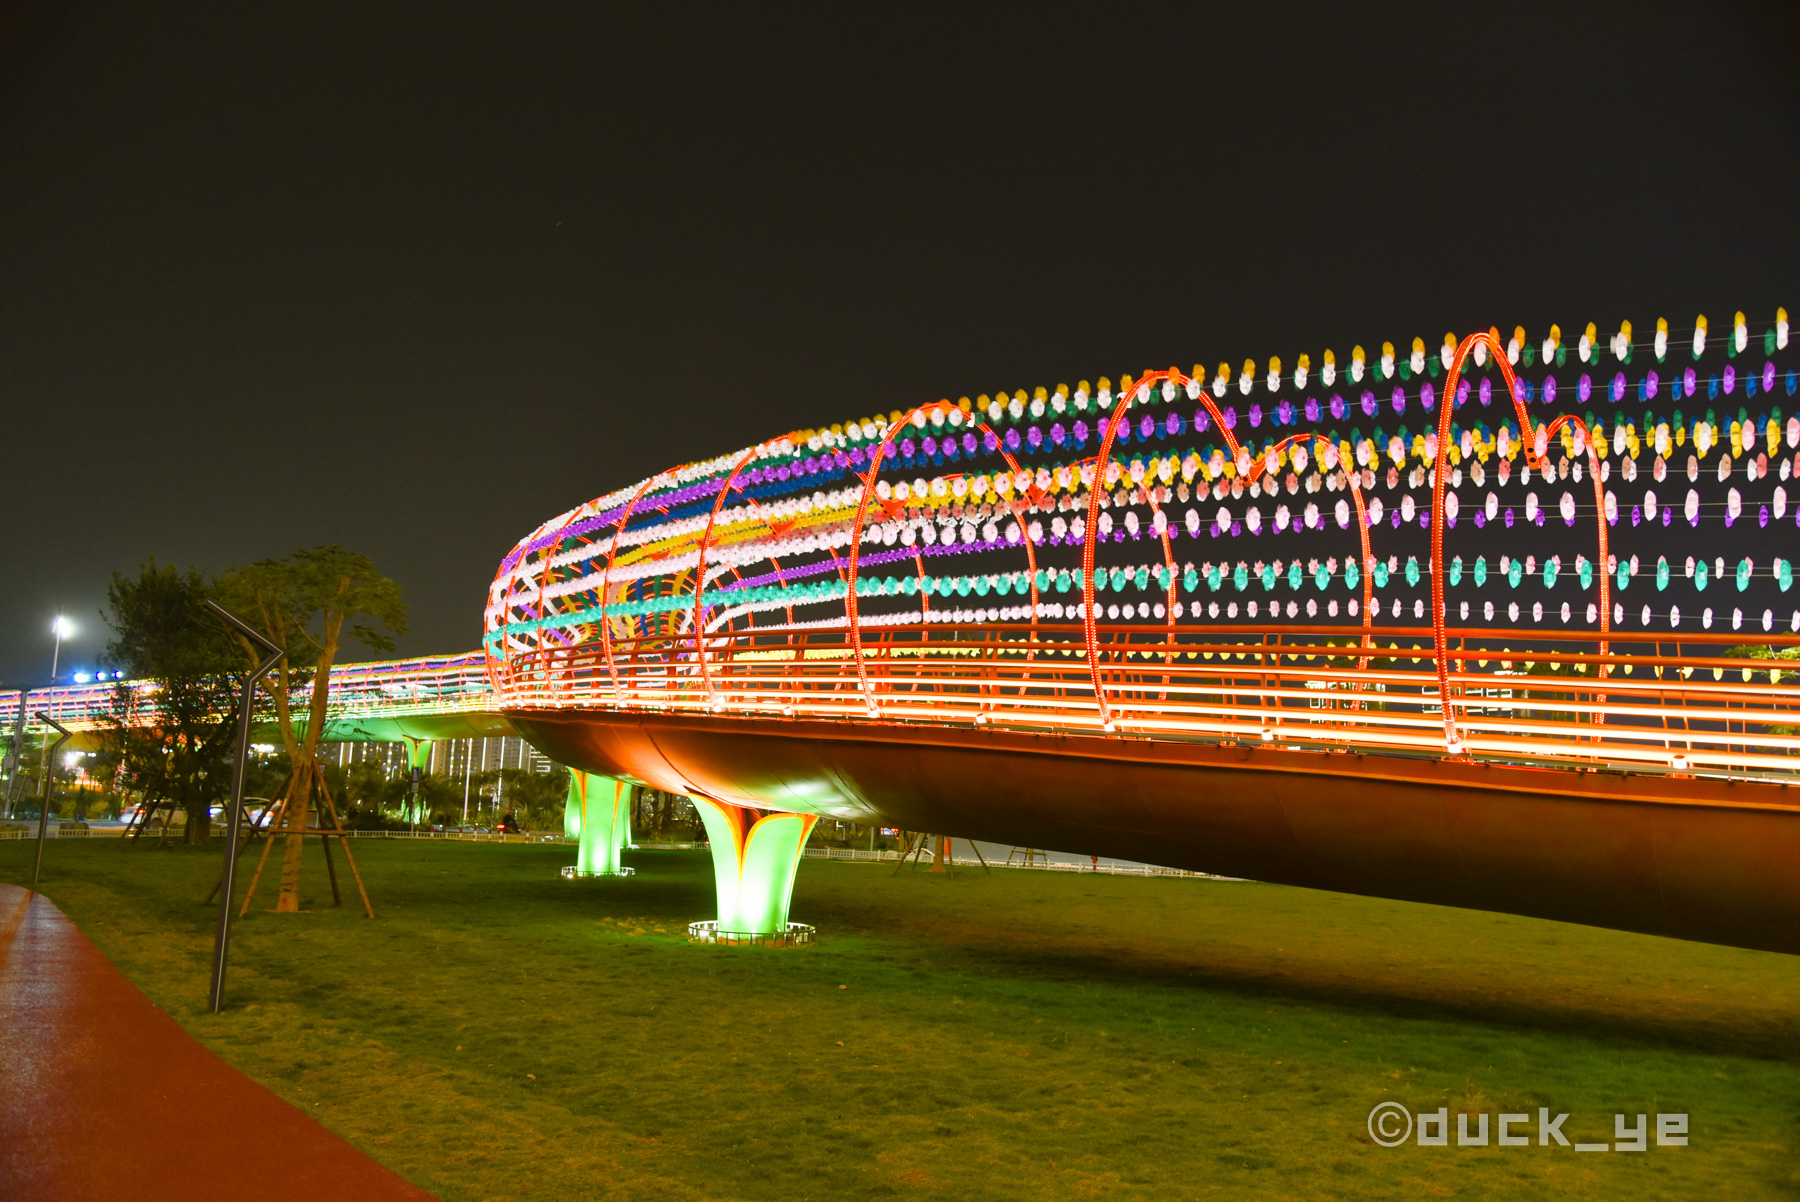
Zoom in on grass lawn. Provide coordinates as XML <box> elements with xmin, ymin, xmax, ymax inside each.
<box><xmin>4</xmin><ymin>835</ymin><xmax>1798</xmax><ymax>1200</ymax></box>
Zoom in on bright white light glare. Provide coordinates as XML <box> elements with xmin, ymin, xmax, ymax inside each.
<box><xmin>74</xmin><ymin>672</ymin><xmax>91</xmax><ymax>683</ymax></box>
<box><xmin>52</xmin><ymin>615</ymin><xmax>75</xmax><ymax>639</ymax></box>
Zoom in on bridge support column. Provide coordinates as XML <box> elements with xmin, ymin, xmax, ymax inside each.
<box><xmin>564</xmin><ymin>782</ymin><xmax>584</xmax><ymax>841</ymax></box>
<box><xmin>399</xmin><ymin>736</ymin><xmax>432</xmax><ymax>824</ymax></box>
<box><xmin>561</xmin><ymin>772</ymin><xmax>633</xmax><ymax>878</ymax></box>
<box><xmin>687</xmin><ymin>797</ymin><xmax>817</xmax><ymax>946</ymax></box>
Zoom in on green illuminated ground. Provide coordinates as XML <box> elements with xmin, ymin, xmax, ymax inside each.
<box><xmin>5</xmin><ymin>838</ymin><xmax>1798</xmax><ymax>1199</ymax></box>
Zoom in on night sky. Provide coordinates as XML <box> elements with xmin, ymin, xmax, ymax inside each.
<box><xmin>2</xmin><ymin>2</ymin><xmax>1796</xmax><ymax>684</ymax></box>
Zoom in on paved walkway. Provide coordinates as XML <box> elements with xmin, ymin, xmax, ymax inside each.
<box><xmin>0</xmin><ymin>883</ymin><xmax>433</xmax><ymax>1201</ymax></box>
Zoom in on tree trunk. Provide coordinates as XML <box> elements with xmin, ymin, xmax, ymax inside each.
<box><xmin>184</xmin><ymin>799</ymin><xmax>211</xmax><ymax>845</ymax></box>
<box><xmin>275</xmin><ymin>760</ymin><xmax>313</xmax><ymax>912</ymax></box>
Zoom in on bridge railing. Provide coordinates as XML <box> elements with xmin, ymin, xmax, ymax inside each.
<box><xmin>0</xmin><ymin>651</ymin><xmax>496</xmax><ymax>735</ymax></box>
<box><xmin>494</xmin><ymin>622</ymin><xmax>1800</xmax><ymax>783</ymax></box>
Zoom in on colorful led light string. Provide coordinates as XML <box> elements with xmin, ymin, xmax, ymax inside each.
<box><xmin>486</xmin><ymin>309</ymin><xmax>1797</xmax><ymax>751</ymax></box>
<box><xmin>2</xmin><ymin>652</ymin><xmax>495</xmax><ymax>734</ymax></box>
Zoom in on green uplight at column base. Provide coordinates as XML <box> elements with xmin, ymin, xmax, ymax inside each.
<box><xmin>688</xmin><ymin>796</ymin><xmax>817</xmax><ymax>944</ymax></box>
<box><xmin>563</xmin><ymin>771</ymin><xmax>633</xmax><ymax>878</ymax></box>
<box><xmin>400</xmin><ymin>736</ymin><xmax>432</xmax><ymax>824</ymax></box>
<box><xmin>564</xmin><ymin>786</ymin><xmax>582</xmax><ymax>838</ymax></box>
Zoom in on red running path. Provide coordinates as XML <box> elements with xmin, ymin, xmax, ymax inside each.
<box><xmin>0</xmin><ymin>883</ymin><xmax>433</xmax><ymax>1202</ymax></box>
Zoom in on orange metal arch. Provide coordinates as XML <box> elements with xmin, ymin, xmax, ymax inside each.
<box><xmin>488</xmin><ymin>513</ymin><xmax>587</xmax><ymax>696</ymax></box>
<box><xmin>845</xmin><ymin>399</ymin><xmax>958</xmax><ymax>713</ymax></box>
<box><xmin>1081</xmin><ymin>388</ymin><xmax>1133</xmax><ymax>729</ymax></box>
<box><xmin>1432</xmin><ymin>330</ymin><xmax>1611</xmax><ymax>753</ymax></box>
<box><xmin>1083</xmin><ymin>370</ymin><xmax>1249</xmax><ymax>729</ymax></box>
<box><xmin>597</xmin><ymin>477</ymin><xmax>661</xmax><ymax>704</ymax></box>
<box><xmin>689</xmin><ymin>448</ymin><xmax>762</xmax><ymax>707</ymax></box>
<box><xmin>532</xmin><ymin>510</ymin><xmax>583</xmax><ymax>666</ymax></box>
<box><xmin>1146</xmin><ymin>494</ymin><xmax>1177</xmax><ymax>630</ymax></box>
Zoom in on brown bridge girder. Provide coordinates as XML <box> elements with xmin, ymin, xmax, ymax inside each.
<box><xmin>512</xmin><ymin>708</ymin><xmax>1800</xmax><ymax>957</ymax></box>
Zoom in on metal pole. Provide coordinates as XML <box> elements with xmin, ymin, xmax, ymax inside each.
<box><xmin>41</xmin><ymin>625</ymin><xmax>62</xmax><ymax>814</ymax></box>
<box><xmin>31</xmin><ymin>714</ymin><xmax>72</xmax><ymax>887</ymax></box>
<box><xmin>203</xmin><ymin>600</ymin><xmax>283</xmax><ymax>1015</ymax></box>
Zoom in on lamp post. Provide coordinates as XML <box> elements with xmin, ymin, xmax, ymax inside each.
<box><xmin>31</xmin><ymin>713</ymin><xmax>72</xmax><ymax>887</ymax></box>
<box><xmin>35</xmin><ymin>615</ymin><xmax>77</xmax><ymax>823</ymax></box>
<box><xmin>49</xmin><ymin>614</ymin><xmax>74</xmax><ymax>684</ymax></box>
<box><xmin>203</xmin><ymin>600</ymin><xmax>283</xmax><ymax>1014</ymax></box>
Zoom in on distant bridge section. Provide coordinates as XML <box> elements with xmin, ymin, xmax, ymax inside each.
<box><xmin>1</xmin><ymin>652</ymin><xmax>512</xmax><ymax>749</ymax></box>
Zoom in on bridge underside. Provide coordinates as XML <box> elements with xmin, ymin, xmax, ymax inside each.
<box><xmin>58</xmin><ymin>714</ymin><xmax>515</xmax><ymax>759</ymax></box>
<box><xmin>311</xmin><ymin>714</ymin><xmax>518</xmax><ymax>745</ymax></box>
<box><xmin>512</xmin><ymin>710</ymin><xmax>1800</xmax><ymax>957</ymax></box>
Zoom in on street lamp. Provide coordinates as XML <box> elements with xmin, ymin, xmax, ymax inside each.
<box><xmin>50</xmin><ymin>615</ymin><xmax>75</xmax><ymax>684</ymax></box>
<box><xmin>30</xmin><ymin>615</ymin><xmax>78</xmax><ymax>827</ymax></box>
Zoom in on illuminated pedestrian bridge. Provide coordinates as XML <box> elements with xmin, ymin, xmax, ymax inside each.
<box><xmin>483</xmin><ymin>314</ymin><xmax>1800</xmax><ymax>953</ymax></box>
<box><xmin>15</xmin><ymin>313</ymin><xmax>1798</xmax><ymax>955</ymax></box>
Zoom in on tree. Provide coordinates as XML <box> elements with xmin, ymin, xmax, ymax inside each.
<box><xmin>333</xmin><ymin>758</ymin><xmax>449</xmax><ymax>827</ymax></box>
<box><xmin>1727</xmin><ymin>644</ymin><xmax>1800</xmax><ymax>737</ymax></box>
<box><xmin>99</xmin><ymin>560</ymin><xmax>242</xmax><ymax>843</ymax></box>
<box><xmin>466</xmin><ymin>766</ymin><xmax>568</xmax><ymax>831</ymax></box>
<box><xmin>216</xmin><ymin>547</ymin><xmax>406</xmax><ymax>913</ymax></box>
<box><xmin>499</xmin><ymin>765</ymin><xmax>569</xmax><ymax>831</ymax></box>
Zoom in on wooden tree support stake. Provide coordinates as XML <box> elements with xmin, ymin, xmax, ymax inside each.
<box><xmin>316</xmin><ymin>775</ymin><xmax>373</xmax><ymax>918</ymax></box>
<box><xmin>234</xmin><ymin>769</ymin><xmax>374</xmax><ymax>918</ymax></box>
<box><xmin>237</xmin><ymin>782</ymin><xmax>292</xmax><ymax>917</ymax></box>
<box><xmin>203</xmin><ymin>776</ymin><xmax>291</xmax><ymax>905</ymax></box>
<box><xmin>125</xmin><ymin>795</ymin><xmax>172</xmax><ymax>847</ymax></box>
<box><xmin>320</xmin><ymin>831</ymin><xmax>341</xmax><ymax>905</ymax></box>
